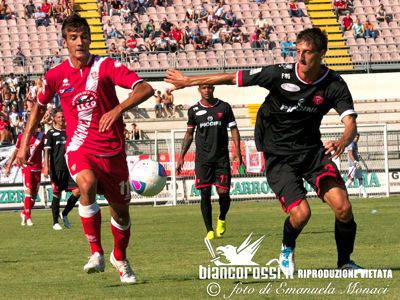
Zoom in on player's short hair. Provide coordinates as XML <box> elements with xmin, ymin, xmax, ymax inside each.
<box><xmin>199</xmin><ymin>84</ymin><xmax>214</xmax><ymax>88</ymax></box>
<box><xmin>62</xmin><ymin>13</ymin><xmax>91</xmax><ymax>39</ymax></box>
<box><xmin>355</xmin><ymin>133</ymin><xmax>360</xmax><ymax>138</ymax></box>
<box><xmin>53</xmin><ymin>108</ymin><xmax>63</xmax><ymax>115</ymax></box>
<box><xmin>296</xmin><ymin>27</ymin><xmax>328</xmax><ymax>52</ymax></box>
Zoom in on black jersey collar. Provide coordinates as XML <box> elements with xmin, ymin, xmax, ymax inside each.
<box><xmin>295</xmin><ymin>63</ymin><xmax>330</xmax><ymax>85</ymax></box>
<box><xmin>198</xmin><ymin>99</ymin><xmax>220</xmax><ymax>108</ymax></box>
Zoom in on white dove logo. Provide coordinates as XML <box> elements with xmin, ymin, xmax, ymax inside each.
<box><xmin>204</xmin><ymin>233</ymin><xmax>265</xmax><ymax>266</ymax></box>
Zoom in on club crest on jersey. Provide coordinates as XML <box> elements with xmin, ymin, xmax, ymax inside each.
<box><xmin>313</xmin><ymin>94</ymin><xmax>324</xmax><ymax>105</ymax></box>
<box><xmin>72</xmin><ymin>90</ymin><xmax>98</xmax><ymax>111</ymax></box>
<box><xmin>217</xmin><ymin>112</ymin><xmax>224</xmax><ymax>119</ymax></box>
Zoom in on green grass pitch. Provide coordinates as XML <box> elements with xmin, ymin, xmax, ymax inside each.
<box><xmin>0</xmin><ymin>196</ymin><xmax>398</xmax><ymax>299</ymax></box>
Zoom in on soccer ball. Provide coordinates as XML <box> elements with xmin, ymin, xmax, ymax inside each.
<box><xmin>130</xmin><ymin>159</ymin><xmax>167</xmax><ymax>197</ymax></box>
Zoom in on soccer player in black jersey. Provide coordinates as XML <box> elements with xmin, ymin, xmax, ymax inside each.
<box><xmin>166</xmin><ymin>28</ymin><xmax>361</xmax><ymax>273</ymax></box>
<box><xmin>176</xmin><ymin>84</ymin><xmax>242</xmax><ymax>240</ymax></box>
<box><xmin>44</xmin><ymin>110</ymin><xmax>80</xmax><ymax>230</ymax></box>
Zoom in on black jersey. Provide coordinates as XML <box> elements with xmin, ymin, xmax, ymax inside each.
<box><xmin>44</xmin><ymin>127</ymin><xmax>67</xmax><ymax>171</ymax></box>
<box><xmin>237</xmin><ymin>63</ymin><xmax>357</xmax><ymax>155</ymax></box>
<box><xmin>187</xmin><ymin>99</ymin><xmax>237</xmax><ymax>162</ymax></box>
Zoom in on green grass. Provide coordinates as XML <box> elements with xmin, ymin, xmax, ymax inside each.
<box><xmin>0</xmin><ymin>197</ymin><xmax>399</xmax><ymax>299</ymax></box>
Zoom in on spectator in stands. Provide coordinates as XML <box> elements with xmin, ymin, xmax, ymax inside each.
<box><xmin>13</xmin><ymin>47</ymin><xmax>26</xmax><ymax>67</ymax></box>
<box><xmin>53</xmin><ymin>0</ymin><xmax>67</xmax><ymax>23</ymax></box>
<box><xmin>155</xmin><ymin>33</ymin><xmax>169</xmax><ymax>51</ymax></box>
<box><xmin>220</xmin><ymin>25</ymin><xmax>232</xmax><ymax>44</ymax></box>
<box><xmin>376</xmin><ymin>4</ymin><xmax>392</xmax><ymax>23</ymax></box>
<box><xmin>143</xmin><ymin>19</ymin><xmax>155</xmax><ymax>38</ymax></box>
<box><xmin>145</xmin><ymin>35</ymin><xmax>156</xmax><ymax>51</ymax></box>
<box><xmin>1</xmin><ymin>82</ymin><xmax>12</xmax><ymax>110</ymax></box>
<box><xmin>0</xmin><ymin>116</ymin><xmax>12</xmax><ymax>145</ymax></box>
<box><xmin>120</xmin><ymin>3</ymin><xmax>131</xmax><ymax>22</ymax></box>
<box><xmin>131</xmin><ymin>123</ymin><xmax>142</xmax><ymax>140</ymax></box>
<box><xmin>104</xmin><ymin>19</ymin><xmax>124</xmax><ymax>39</ymax></box>
<box><xmin>255</xmin><ymin>12</ymin><xmax>268</xmax><ymax>29</ymax></box>
<box><xmin>250</xmin><ymin>29</ymin><xmax>261</xmax><ymax>49</ymax></box>
<box><xmin>333</xmin><ymin>0</ymin><xmax>348</xmax><ymax>21</ymax></box>
<box><xmin>198</xmin><ymin>4</ymin><xmax>209</xmax><ymax>23</ymax></box>
<box><xmin>185</xmin><ymin>4</ymin><xmax>196</xmax><ymax>22</ymax></box>
<box><xmin>193</xmin><ymin>32</ymin><xmax>206</xmax><ymax>50</ymax></box>
<box><xmin>214</xmin><ymin>2</ymin><xmax>225</xmax><ymax>19</ymax></box>
<box><xmin>211</xmin><ymin>26</ymin><xmax>222</xmax><ymax>45</ymax></box>
<box><xmin>9</xmin><ymin>105</ymin><xmax>19</xmax><ymax>143</ymax></box>
<box><xmin>154</xmin><ymin>90</ymin><xmax>163</xmax><ymax>118</ymax></box>
<box><xmin>224</xmin><ymin>9</ymin><xmax>236</xmax><ymax>27</ymax></box>
<box><xmin>109</xmin><ymin>0</ymin><xmax>122</xmax><ymax>17</ymax></box>
<box><xmin>162</xmin><ymin>89</ymin><xmax>176</xmax><ymax>118</ymax></box>
<box><xmin>364</xmin><ymin>19</ymin><xmax>377</xmax><ymax>39</ymax></box>
<box><xmin>353</xmin><ymin>18</ymin><xmax>364</xmax><ymax>39</ymax></box>
<box><xmin>17</xmin><ymin>76</ymin><xmax>27</xmax><ymax>104</ymax></box>
<box><xmin>281</xmin><ymin>37</ymin><xmax>296</xmax><ymax>58</ymax></box>
<box><xmin>169</xmin><ymin>24</ymin><xmax>184</xmax><ymax>50</ymax></box>
<box><xmin>160</xmin><ymin>18</ymin><xmax>173</xmax><ymax>36</ymax></box>
<box><xmin>289</xmin><ymin>0</ymin><xmax>306</xmax><ymax>18</ymax></box>
<box><xmin>341</xmin><ymin>13</ymin><xmax>353</xmax><ymax>32</ymax></box>
<box><xmin>231</xmin><ymin>24</ymin><xmax>244</xmax><ymax>43</ymax></box>
<box><xmin>33</xmin><ymin>6</ymin><xmax>50</xmax><ymax>27</ymax></box>
<box><xmin>25</xmin><ymin>0</ymin><xmax>35</xmax><ymax>18</ymax></box>
<box><xmin>41</xmin><ymin>0</ymin><xmax>52</xmax><ymax>17</ymax></box>
<box><xmin>109</xmin><ymin>42</ymin><xmax>120</xmax><ymax>59</ymax></box>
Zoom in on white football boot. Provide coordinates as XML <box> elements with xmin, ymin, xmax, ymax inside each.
<box><xmin>53</xmin><ymin>223</ymin><xmax>63</xmax><ymax>230</ymax></box>
<box><xmin>279</xmin><ymin>244</ymin><xmax>295</xmax><ymax>278</ymax></box>
<box><xmin>83</xmin><ymin>252</ymin><xmax>105</xmax><ymax>273</ymax></box>
<box><xmin>110</xmin><ymin>251</ymin><xmax>137</xmax><ymax>284</ymax></box>
<box><xmin>20</xmin><ymin>212</ymin><xmax>26</xmax><ymax>226</ymax></box>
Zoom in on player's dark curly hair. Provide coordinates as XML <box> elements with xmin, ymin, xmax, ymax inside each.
<box><xmin>296</xmin><ymin>27</ymin><xmax>328</xmax><ymax>52</ymax></box>
<box><xmin>61</xmin><ymin>13</ymin><xmax>91</xmax><ymax>39</ymax></box>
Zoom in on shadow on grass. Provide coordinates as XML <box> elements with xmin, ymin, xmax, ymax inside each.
<box><xmin>0</xmin><ymin>260</ymin><xmax>20</xmax><ymax>264</ymax></box>
<box><xmin>105</xmin><ymin>279</ymin><xmax>149</xmax><ymax>288</ymax></box>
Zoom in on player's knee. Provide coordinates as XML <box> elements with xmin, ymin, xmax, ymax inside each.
<box><xmin>335</xmin><ymin>201</ymin><xmax>353</xmax><ymax>221</ymax></box>
<box><xmin>290</xmin><ymin>204</ymin><xmax>311</xmax><ymax>228</ymax></box>
<box><xmin>217</xmin><ymin>188</ymin><xmax>229</xmax><ymax>195</ymax></box>
<box><xmin>72</xmin><ymin>189</ymin><xmax>81</xmax><ymax>197</ymax></box>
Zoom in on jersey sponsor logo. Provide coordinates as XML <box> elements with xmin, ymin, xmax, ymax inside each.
<box><xmin>207</xmin><ymin>116</ymin><xmax>213</xmax><ymax>121</ymax></box>
<box><xmin>196</xmin><ymin>110</ymin><xmax>207</xmax><ymax>116</ymax></box>
<box><xmin>59</xmin><ymin>87</ymin><xmax>74</xmax><ymax>94</ymax></box>
<box><xmin>281</xmin><ymin>73</ymin><xmax>291</xmax><ymax>79</ymax></box>
<box><xmin>250</xmin><ymin>68</ymin><xmax>262</xmax><ymax>75</ymax></box>
<box><xmin>72</xmin><ymin>90</ymin><xmax>98</xmax><ymax>111</ymax></box>
<box><xmin>62</xmin><ymin>78</ymin><xmax>69</xmax><ymax>87</ymax></box>
<box><xmin>280</xmin><ymin>103</ymin><xmax>318</xmax><ymax>113</ymax></box>
<box><xmin>53</xmin><ymin>132</ymin><xmax>60</xmax><ymax>136</ymax></box>
<box><xmin>193</xmin><ymin>106</ymin><xmax>199</xmax><ymax>111</ymax></box>
<box><xmin>281</xmin><ymin>63</ymin><xmax>293</xmax><ymax>69</ymax></box>
<box><xmin>199</xmin><ymin>120</ymin><xmax>222</xmax><ymax>128</ymax></box>
<box><xmin>313</xmin><ymin>95</ymin><xmax>325</xmax><ymax>105</ymax></box>
<box><xmin>280</xmin><ymin>83</ymin><xmax>300</xmax><ymax>92</ymax></box>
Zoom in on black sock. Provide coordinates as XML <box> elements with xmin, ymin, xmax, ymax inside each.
<box><xmin>51</xmin><ymin>196</ymin><xmax>60</xmax><ymax>225</ymax></box>
<box><xmin>218</xmin><ymin>192</ymin><xmax>231</xmax><ymax>221</ymax></box>
<box><xmin>200</xmin><ymin>187</ymin><xmax>213</xmax><ymax>232</ymax></box>
<box><xmin>335</xmin><ymin>218</ymin><xmax>357</xmax><ymax>268</ymax></box>
<box><xmin>62</xmin><ymin>194</ymin><xmax>79</xmax><ymax>216</ymax></box>
<box><xmin>282</xmin><ymin>217</ymin><xmax>302</xmax><ymax>249</ymax></box>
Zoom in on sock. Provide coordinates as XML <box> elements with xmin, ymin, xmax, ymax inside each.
<box><xmin>51</xmin><ymin>195</ymin><xmax>60</xmax><ymax>225</ymax></box>
<box><xmin>218</xmin><ymin>192</ymin><xmax>231</xmax><ymax>221</ymax></box>
<box><xmin>63</xmin><ymin>194</ymin><xmax>79</xmax><ymax>216</ymax></box>
<box><xmin>200</xmin><ymin>187</ymin><xmax>213</xmax><ymax>232</ymax></box>
<box><xmin>335</xmin><ymin>218</ymin><xmax>357</xmax><ymax>267</ymax></box>
<box><xmin>79</xmin><ymin>203</ymin><xmax>103</xmax><ymax>255</ymax></box>
<box><xmin>358</xmin><ymin>179</ymin><xmax>367</xmax><ymax>195</ymax></box>
<box><xmin>23</xmin><ymin>196</ymin><xmax>32</xmax><ymax>219</ymax></box>
<box><xmin>345</xmin><ymin>178</ymin><xmax>353</xmax><ymax>187</ymax></box>
<box><xmin>111</xmin><ymin>217</ymin><xmax>131</xmax><ymax>261</ymax></box>
<box><xmin>282</xmin><ymin>217</ymin><xmax>303</xmax><ymax>249</ymax></box>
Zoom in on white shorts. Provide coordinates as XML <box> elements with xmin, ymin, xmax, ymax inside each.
<box><xmin>347</xmin><ymin>166</ymin><xmax>362</xmax><ymax>179</ymax></box>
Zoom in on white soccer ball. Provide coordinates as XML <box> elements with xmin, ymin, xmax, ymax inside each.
<box><xmin>130</xmin><ymin>159</ymin><xmax>167</xmax><ymax>197</ymax></box>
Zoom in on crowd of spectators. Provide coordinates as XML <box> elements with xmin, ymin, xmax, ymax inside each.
<box><xmin>341</xmin><ymin>12</ymin><xmax>379</xmax><ymax>40</ymax></box>
<box><xmin>100</xmin><ymin>0</ymin><xmax>296</xmax><ymax>62</ymax></box>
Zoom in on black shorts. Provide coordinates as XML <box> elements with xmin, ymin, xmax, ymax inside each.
<box><xmin>195</xmin><ymin>160</ymin><xmax>231</xmax><ymax>190</ymax></box>
<box><xmin>50</xmin><ymin>169</ymin><xmax>78</xmax><ymax>194</ymax></box>
<box><xmin>264</xmin><ymin>147</ymin><xmax>345</xmax><ymax>213</ymax></box>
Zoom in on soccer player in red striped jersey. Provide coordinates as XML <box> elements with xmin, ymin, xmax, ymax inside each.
<box><xmin>15</xmin><ymin>14</ymin><xmax>154</xmax><ymax>284</ymax></box>
<box><xmin>6</xmin><ymin>126</ymin><xmax>44</xmax><ymax>226</ymax></box>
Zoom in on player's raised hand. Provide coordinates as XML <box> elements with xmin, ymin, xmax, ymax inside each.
<box><xmin>323</xmin><ymin>140</ymin><xmax>346</xmax><ymax>159</ymax></box>
<box><xmin>164</xmin><ymin>69</ymin><xmax>189</xmax><ymax>91</ymax></box>
<box><xmin>99</xmin><ymin>106</ymin><xmax>122</xmax><ymax>133</ymax></box>
<box><xmin>176</xmin><ymin>157</ymin><xmax>184</xmax><ymax>175</ymax></box>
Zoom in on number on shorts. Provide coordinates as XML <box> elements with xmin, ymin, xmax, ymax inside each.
<box><xmin>119</xmin><ymin>180</ymin><xmax>131</xmax><ymax>195</ymax></box>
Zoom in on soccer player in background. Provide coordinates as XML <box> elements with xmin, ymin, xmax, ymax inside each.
<box><xmin>5</xmin><ymin>125</ymin><xmax>44</xmax><ymax>226</ymax></box>
<box><xmin>43</xmin><ymin>110</ymin><xmax>81</xmax><ymax>230</ymax></box>
<box><xmin>166</xmin><ymin>28</ymin><xmax>362</xmax><ymax>275</ymax></box>
<box><xmin>345</xmin><ymin>133</ymin><xmax>368</xmax><ymax>198</ymax></box>
<box><xmin>176</xmin><ymin>84</ymin><xmax>242</xmax><ymax>240</ymax></box>
<box><xmin>15</xmin><ymin>14</ymin><xmax>154</xmax><ymax>284</ymax></box>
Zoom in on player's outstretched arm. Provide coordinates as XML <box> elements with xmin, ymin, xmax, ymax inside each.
<box><xmin>16</xmin><ymin>102</ymin><xmax>47</xmax><ymax>166</ymax></box>
<box><xmin>323</xmin><ymin>115</ymin><xmax>357</xmax><ymax>159</ymax></box>
<box><xmin>4</xmin><ymin>148</ymin><xmax>18</xmax><ymax>176</ymax></box>
<box><xmin>165</xmin><ymin>69</ymin><xmax>236</xmax><ymax>91</ymax></box>
<box><xmin>43</xmin><ymin>149</ymin><xmax>50</xmax><ymax>178</ymax></box>
<box><xmin>177</xmin><ymin>128</ymin><xmax>194</xmax><ymax>174</ymax></box>
<box><xmin>230</xmin><ymin>127</ymin><xmax>243</xmax><ymax>165</ymax></box>
<box><xmin>99</xmin><ymin>81</ymin><xmax>154</xmax><ymax>133</ymax></box>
